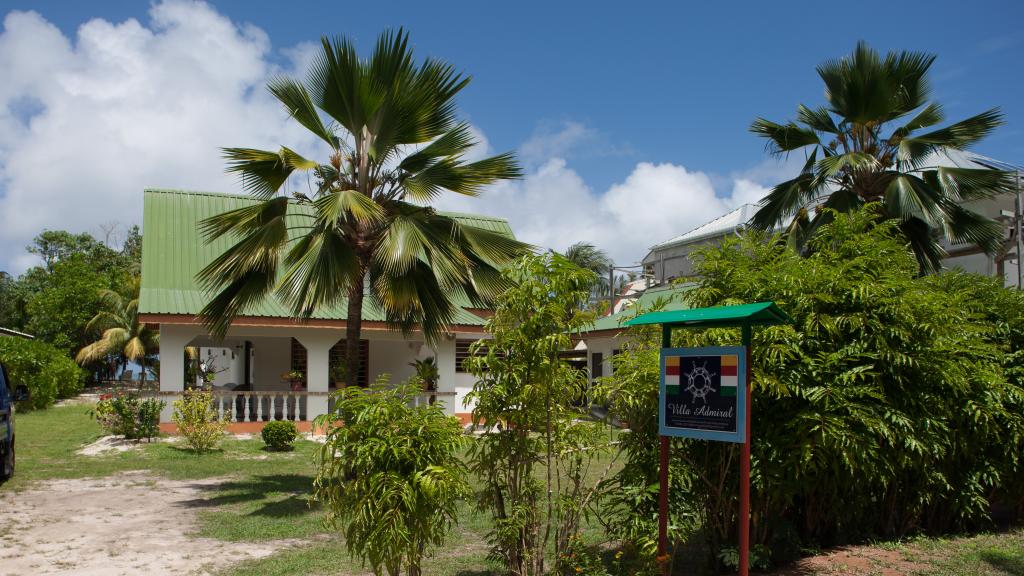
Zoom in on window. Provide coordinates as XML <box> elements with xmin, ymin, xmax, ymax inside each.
<box><xmin>591</xmin><ymin>352</ymin><xmax>603</xmax><ymax>379</ymax></box>
<box><xmin>290</xmin><ymin>338</ymin><xmax>369</xmax><ymax>388</ymax></box>
<box><xmin>456</xmin><ymin>338</ymin><xmax>489</xmax><ymax>373</ymax></box>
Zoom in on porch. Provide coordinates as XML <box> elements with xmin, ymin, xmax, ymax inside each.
<box><xmin>153</xmin><ymin>321</ymin><xmax>482</xmax><ymax>430</ymax></box>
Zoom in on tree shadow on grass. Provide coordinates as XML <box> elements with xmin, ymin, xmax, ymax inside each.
<box><xmin>981</xmin><ymin>550</ymin><xmax>1024</xmax><ymax>576</ymax></box>
<box><xmin>178</xmin><ymin>474</ymin><xmax>320</xmax><ymax>517</ymax></box>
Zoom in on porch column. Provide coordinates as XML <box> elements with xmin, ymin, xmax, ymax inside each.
<box><xmin>296</xmin><ymin>333</ymin><xmax>338</xmax><ymax>422</ymax></box>
<box><xmin>433</xmin><ymin>336</ymin><xmax>457</xmax><ymax>416</ymax></box>
<box><xmin>158</xmin><ymin>324</ymin><xmax>198</xmax><ymax>422</ymax></box>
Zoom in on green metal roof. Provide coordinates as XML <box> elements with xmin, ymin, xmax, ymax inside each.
<box><xmin>139</xmin><ymin>189</ymin><xmax>515</xmax><ymax>326</ymax></box>
<box><xmin>623</xmin><ymin>301</ymin><xmax>791</xmax><ymax>328</ymax></box>
<box><xmin>581</xmin><ymin>283</ymin><xmax>695</xmax><ymax>334</ymax></box>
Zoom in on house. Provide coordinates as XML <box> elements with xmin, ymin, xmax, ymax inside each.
<box><xmin>576</xmin><ymin>283</ymin><xmax>694</xmax><ymax>384</ymax></box>
<box><xmin>138</xmin><ymin>189</ymin><xmax>505</xmax><ymax>430</ymax></box>
<box><xmin>643</xmin><ymin>151</ymin><xmax>1024</xmax><ymax>287</ymax></box>
<box><xmin>0</xmin><ymin>327</ymin><xmax>33</xmax><ymax>339</ymax></box>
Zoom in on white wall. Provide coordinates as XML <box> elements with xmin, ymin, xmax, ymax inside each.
<box><xmin>368</xmin><ymin>339</ymin><xmax>421</xmax><ymax>385</ymax></box>
<box><xmin>584</xmin><ymin>336</ymin><xmax>620</xmax><ymax>381</ymax></box>
<box><xmin>248</xmin><ymin>336</ymin><xmax>291</xmax><ymax>391</ymax></box>
<box><xmin>198</xmin><ymin>346</ymin><xmax>243</xmax><ymax>388</ymax></box>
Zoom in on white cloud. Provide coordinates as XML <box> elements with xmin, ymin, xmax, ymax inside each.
<box><xmin>436</xmin><ymin>157</ymin><xmax>778</xmax><ymax>266</ymax></box>
<box><xmin>0</xmin><ymin>1</ymin><xmax>322</xmax><ymax>273</ymax></box>
<box><xmin>0</xmin><ymin>2</ymin><xmax>793</xmax><ymax>274</ymax></box>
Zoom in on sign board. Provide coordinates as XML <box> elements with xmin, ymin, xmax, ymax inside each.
<box><xmin>659</xmin><ymin>346</ymin><xmax>746</xmax><ymax>443</ymax></box>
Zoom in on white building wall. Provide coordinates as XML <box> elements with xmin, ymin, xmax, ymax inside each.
<box><xmin>198</xmin><ymin>346</ymin><xmax>243</xmax><ymax>387</ymax></box>
<box><xmin>369</xmin><ymin>340</ymin><xmax>421</xmax><ymax>385</ymax></box>
<box><xmin>248</xmin><ymin>336</ymin><xmax>291</xmax><ymax>391</ymax></box>
<box><xmin>584</xmin><ymin>336</ymin><xmax>620</xmax><ymax>381</ymax></box>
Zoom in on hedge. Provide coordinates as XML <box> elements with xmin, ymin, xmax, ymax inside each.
<box><xmin>0</xmin><ymin>336</ymin><xmax>85</xmax><ymax>409</ymax></box>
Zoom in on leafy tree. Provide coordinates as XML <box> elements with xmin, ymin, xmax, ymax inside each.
<box><xmin>0</xmin><ymin>272</ymin><xmax>27</xmax><ymax>330</ymax></box>
<box><xmin>563</xmin><ymin>242</ymin><xmax>613</xmax><ymax>298</ymax></box>
<box><xmin>76</xmin><ymin>277</ymin><xmax>159</xmax><ymax>387</ymax></box>
<box><xmin>465</xmin><ymin>253</ymin><xmax>612</xmax><ymax>575</ymax></box>
<box><xmin>197</xmin><ymin>30</ymin><xmax>528</xmax><ymax>388</ymax></box>
<box><xmin>24</xmin><ymin>254</ymin><xmax>108</xmax><ymax>356</ymax></box>
<box><xmin>600</xmin><ymin>208</ymin><xmax>1024</xmax><ymax>567</ymax></box>
<box><xmin>314</xmin><ymin>380</ymin><xmax>469</xmax><ymax>576</ymax></box>
<box><xmin>749</xmin><ymin>41</ymin><xmax>1013</xmax><ymax>273</ymax></box>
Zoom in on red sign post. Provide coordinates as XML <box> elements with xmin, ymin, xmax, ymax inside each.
<box><xmin>625</xmin><ymin>302</ymin><xmax>790</xmax><ymax>576</ymax></box>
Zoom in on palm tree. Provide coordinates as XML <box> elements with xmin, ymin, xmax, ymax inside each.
<box><xmin>77</xmin><ymin>279</ymin><xmax>159</xmax><ymax>388</ymax></box>
<box><xmin>197</xmin><ymin>30</ymin><xmax>529</xmax><ymax>388</ymax></box>
<box><xmin>749</xmin><ymin>41</ymin><xmax>1014</xmax><ymax>273</ymax></box>
<box><xmin>563</xmin><ymin>242</ymin><xmax>612</xmax><ymax>297</ymax></box>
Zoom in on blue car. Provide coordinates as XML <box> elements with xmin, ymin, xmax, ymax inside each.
<box><xmin>0</xmin><ymin>362</ymin><xmax>30</xmax><ymax>481</ymax></box>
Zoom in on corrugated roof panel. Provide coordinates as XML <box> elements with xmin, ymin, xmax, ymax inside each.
<box><xmin>582</xmin><ymin>283</ymin><xmax>695</xmax><ymax>333</ymax></box>
<box><xmin>139</xmin><ymin>189</ymin><xmax>514</xmax><ymax>326</ymax></box>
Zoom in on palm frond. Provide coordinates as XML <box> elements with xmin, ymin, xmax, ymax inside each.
<box><xmin>750</xmin><ymin>118</ymin><xmax>821</xmax><ymax>153</ymax></box>
<box><xmin>267</xmin><ymin>75</ymin><xmax>337</xmax><ymax>147</ymax></box>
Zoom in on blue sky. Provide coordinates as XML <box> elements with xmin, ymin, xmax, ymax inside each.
<box><xmin>0</xmin><ymin>0</ymin><xmax>1022</xmax><ymax>270</ymax></box>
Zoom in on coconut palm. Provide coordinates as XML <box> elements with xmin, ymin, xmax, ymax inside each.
<box><xmin>197</xmin><ymin>30</ymin><xmax>529</xmax><ymax>388</ymax></box>
<box><xmin>749</xmin><ymin>41</ymin><xmax>1014</xmax><ymax>273</ymax></box>
<box><xmin>76</xmin><ymin>279</ymin><xmax>159</xmax><ymax>387</ymax></box>
<box><xmin>563</xmin><ymin>242</ymin><xmax>612</xmax><ymax>297</ymax></box>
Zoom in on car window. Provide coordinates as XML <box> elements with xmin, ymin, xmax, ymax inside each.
<box><xmin>0</xmin><ymin>364</ymin><xmax>8</xmax><ymax>403</ymax></box>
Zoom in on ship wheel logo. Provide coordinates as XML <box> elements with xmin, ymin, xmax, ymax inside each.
<box><xmin>684</xmin><ymin>361</ymin><xmax>717</xmax><ymax>404</ymax></box>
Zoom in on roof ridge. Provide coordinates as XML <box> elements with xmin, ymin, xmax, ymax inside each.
<box><xmin>145</xmin><ymin>189</ymin><xmax>512</xmax><ymax>223</ymax></box>
<box><xmin>649</xmin><ymin>203</ymin><xmax>753</xmax><ymax>250</ymax></box>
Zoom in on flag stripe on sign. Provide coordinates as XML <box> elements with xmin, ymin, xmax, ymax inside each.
<box><xmin>721</xmin><ymin>365</ymin><xmax>737</xmax><ymax>376</ymax></box>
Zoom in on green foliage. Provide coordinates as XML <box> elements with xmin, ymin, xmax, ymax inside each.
<box><xmin>466</xmin><ymin>253</ymin><xmax>614</xmax><ymax>575</ymax></box>
<box><xmin>313</xmin><ymin>379</ymin><xmax>469</xmax><ymax>576</ymax></box>
<box><xmin>0</xmin><ymin>336</ymin><xmax>84</xmax><ymax>409</ymax></box>
<box><xmin>173</xmin><ymin>389</ymin><xmax>231</xmax><ymax>452</ymax></box>
<box><xmin>76</xmin><ymin>276</ymin><xmax>159</xmax><ymax>383</ymax></box>
<box><xmin>590</xmin><ymin>297</ymin><xmax>701</xmax><ymax>566</ymax></box>
<box><xmin>196</xmin><ymin>30</ymin><xmax>528</xmax><ymax>392</ymax></box>
<box><xmin>1</xmin><ymin>229</ymin><xmax>142</xmax><ymax>380</ymax></box>
<box><xmin>749</xmin><ymin>42</ymin><xmax>1011</xmax><ymax>273</ymax></box>
<box><xmin>604</xmin><ymin>208</ymin><xmax>1024</xmax><ymax>567</ymax></box>
<box><xmin>92</xmin><ymin>391</ymin><xmax>163</xmax><ymax>440</ymax></box>
<box><xmin>261</xmin><ymin>420</ymin><xmax>298</xmax><ymax>451</ymax></box>
<box><xmin>25</xmin><ymin>254</ymin><xmax>108</xmax><ymax>355</ymax></box>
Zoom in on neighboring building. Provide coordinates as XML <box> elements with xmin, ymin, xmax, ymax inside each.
<box><xmin>0</xmin><ymin>327</ymin><xmax>33</xmax><ymax>339</ymax></box>
<box><xmin>643</xmin><ymin>151</ymin><xmax>1024</xmax><ymax>287</ymax></box>
<box><xmin>576</xmin><ymin>283</ymin><xmax>694</xmax><ymax>384</ymax></box>
<box><xmin>138</xmin><ymin>189</ymin><xmax>509</xmax><ymax>428</ymax></box>
<box><xmin>642</xmin><ymin>203</ymin><xmax>759</xmax><ymax>284</ymax></box>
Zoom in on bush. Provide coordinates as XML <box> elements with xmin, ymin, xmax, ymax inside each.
<box><xmin>92</xmin><ymin>392</ymin><xmax>163</xmax><ymax>440</ymax></box>
<box><xmin>172</xmin><ymin>389</ymin><xmax>230</xmax><ymax>452</ymax></box>
<box><xmin>599</xmin><ymin>209</ymin><xmax>1024</xmax><ymax>566</ymax></box>
<box><xmin>0</xmin><ymin>336</ymin><xmax>85</xmax><ymax>409</ymax></box>
<box><xmin>261</xmin><ymin>420</ymin><xmax>298</xmax><ymax>451</ymax></box>
<box><xmin>314</xmin><ymin>379</ymin><xmax>470</xmax><ymax>576</ymax></box>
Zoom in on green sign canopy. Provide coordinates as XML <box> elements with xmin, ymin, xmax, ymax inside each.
<box><xmin>623</xmin><ymin>301</ymin><xmax>791</xmax><ymax>329</ymax></box>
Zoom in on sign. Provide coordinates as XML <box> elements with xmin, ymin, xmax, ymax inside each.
<box><xmin>659</xmin><ymin>346</ymin><xmax>746</xmax><ymax>443</ymax></box>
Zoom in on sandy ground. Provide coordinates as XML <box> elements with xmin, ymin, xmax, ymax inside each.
<box><xmin>0</xmin><ymin>471</ymin><xmax>298</xmax><ymax>576</ymax></box>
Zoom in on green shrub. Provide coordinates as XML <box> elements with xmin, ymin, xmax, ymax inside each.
<box><xmin>314</xmin><ymin>379</ymin><xmax>470</xmax><ymax>576</ymax></box>
<box><xmin>0</xmin><ymin>336</ymin><xmax>85</xmax><ymax>409</ymax></box>
<box><xmin>92</xmin><ymin>392</ymin><xmax>163</xmax><ymax>440</ymax></box>
<box><xmin>261</xmin><ymin>420</ymin><xmax>298</xmax><ymax>451</ymax></box>
<box><xmin>172</xmin><ymin>389</ymin><xmax>230</xmax><ymax>452</ymax></box>
<box><xmin>599</xmin><ymin>208</ymin><xmax>1024</xmax><ymax>565</ymax></box>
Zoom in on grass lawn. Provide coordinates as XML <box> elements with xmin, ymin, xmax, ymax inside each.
<box><xmin>4</xmin><ymin>404</ymin><xmax>1023</xmax><ymax>576</ymax></box>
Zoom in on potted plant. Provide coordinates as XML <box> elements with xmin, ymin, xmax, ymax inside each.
<box><xmin>281</xmin><ymin>370</ymin><xmax>305</xmax><ymax>391</ymax></box>
<box><xmin>329</xmin><ymin>360</ymin><xmax>347</xmax><ymax>389</ymax></box>
<box><xmin>409</xmin><ymin>357</ymin><xmax>439</xmax><ymax>404</ymax></box>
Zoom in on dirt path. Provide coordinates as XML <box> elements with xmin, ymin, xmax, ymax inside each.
<box><xmin>0</xmin><ymin>471</ymin><xmax>298</xmax><ymax>575</ymax></box>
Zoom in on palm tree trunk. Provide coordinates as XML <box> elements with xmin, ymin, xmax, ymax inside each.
<box><xmin>345</xmin><ymin>278</ymin><xmax>364</xmax><ymax>389</ymax></box>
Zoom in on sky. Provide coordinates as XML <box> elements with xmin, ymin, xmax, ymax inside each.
<box><xmin>0</xmin><ymin>0</ymin><xmax>1022</xmax><ymax>274</ymax></box>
